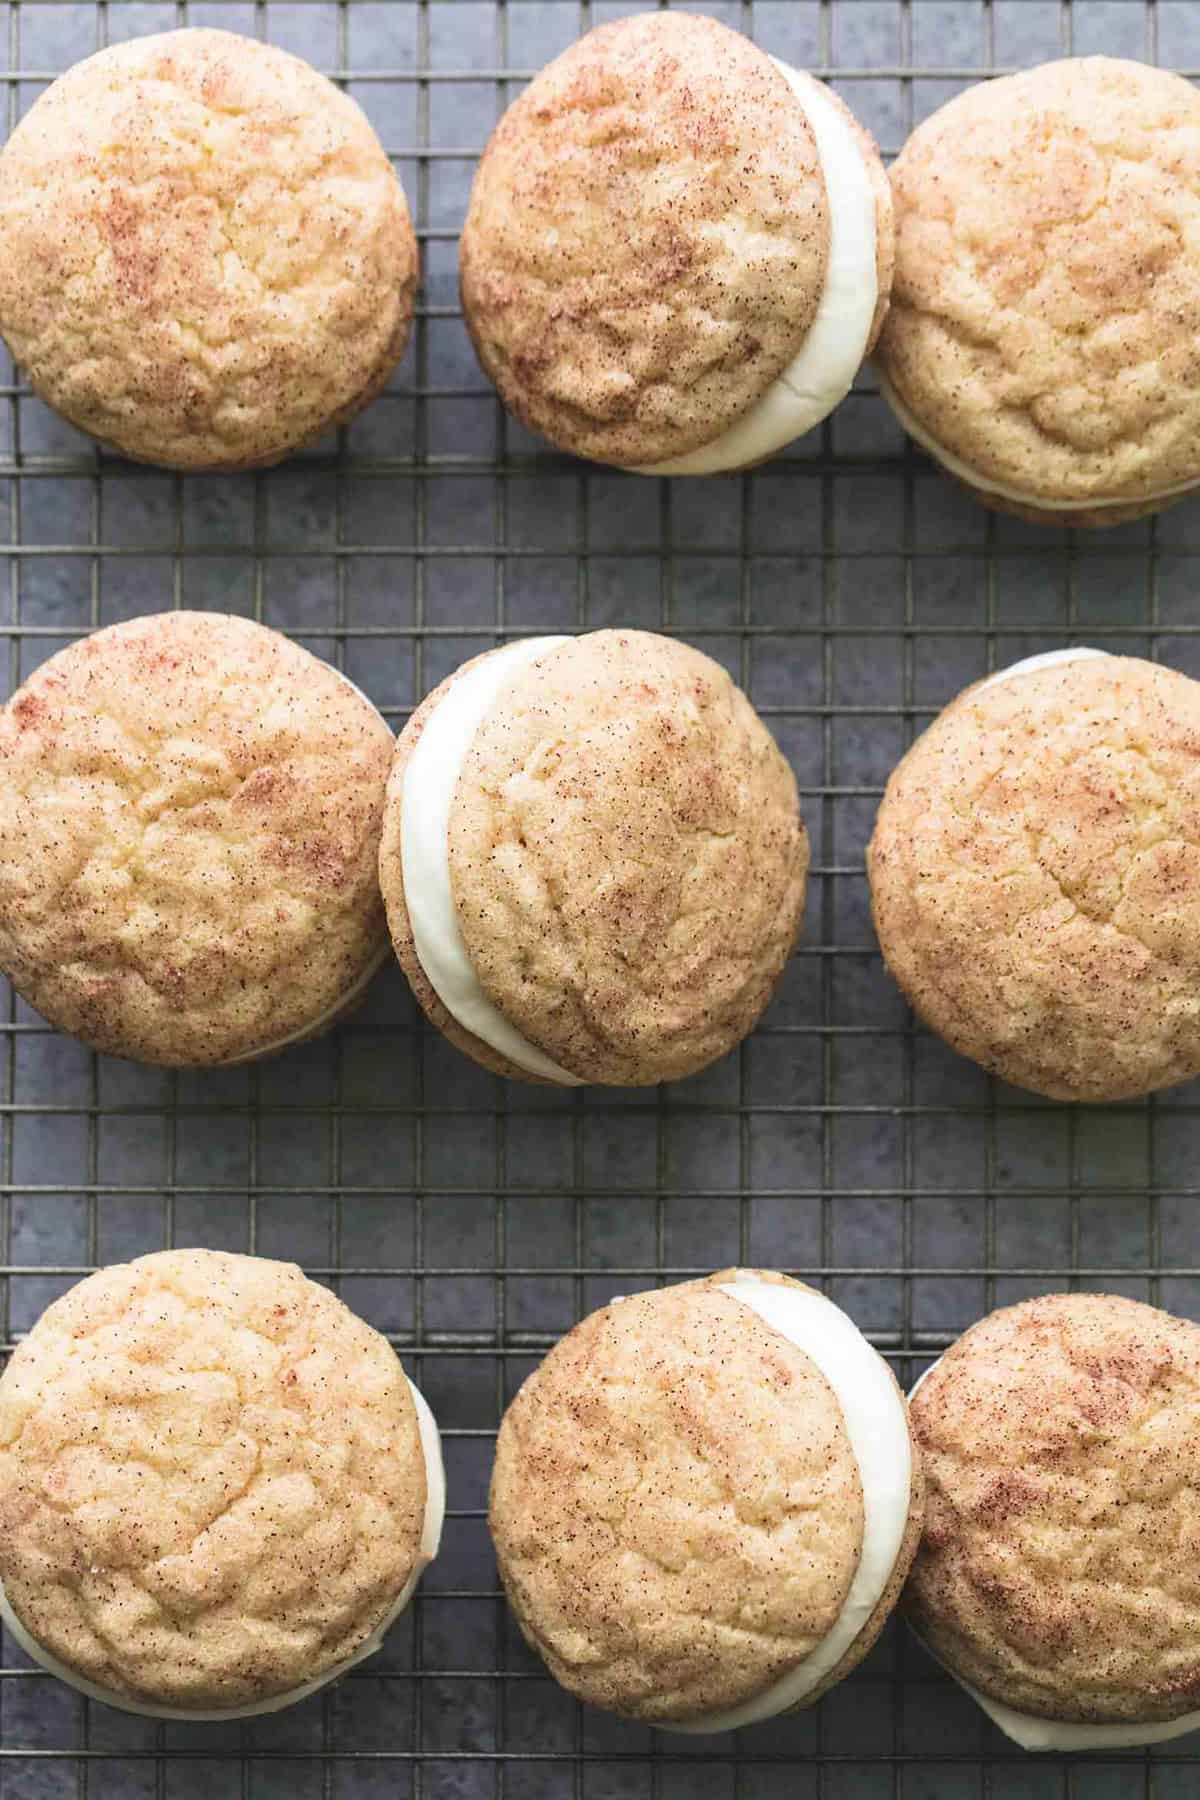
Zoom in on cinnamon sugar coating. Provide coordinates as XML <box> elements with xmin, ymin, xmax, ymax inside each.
<box><xmin>490</xmin><ymin>1269</ymin><xmax>922</xmax><ymax>1721</ymax></box>
<box><xmin>0</xmin><ymin>29</ymin><xmax>417</xmax><ymax>468</ymax></box>
<box><xmin>868</xmin><ymin>654</ymin><xmax>1200</xmax><ymax>1101</ymax></box>
<box><xmin>380</xmin><ymin>631</ymin><xmax>807</xmax><ymax>1087</ymax></box>
<box><xmin>878</xmin><ymin>58</ymin><xmax>1200</xmax><ymax>520</ymax></box>
<box><xmin>0</xmin><ymin>611</ymin><xmax>393</xmax><ymax>1066</ymax></box>
<box><xmin>908</xmin><ymin>1293</ymin><xmax>1200</xmax><ymax>1724</ymax></box>
<box><xmin>0</xmin><ymin>1251</ymin><xmax>427</xmax><ymax>1710</ymax></box>
<box><xmin>460</xmin><ymin>12</ymin><xmax>831</xmax><ymax>467</ymax></box>
<box><xmin>490</xmin><ymin>1273</ymin><xmax>864</xmax><ymax>1722</ymax></box>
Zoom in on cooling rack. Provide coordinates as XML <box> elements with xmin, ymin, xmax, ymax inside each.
<box><xmin>3</xmin><ymin>0</ymin><xmax>1200</xmax><ymax>1793</ymax></box>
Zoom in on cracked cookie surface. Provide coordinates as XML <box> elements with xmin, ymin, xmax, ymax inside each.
<box><xmin>0</xmin><ymin>28</ymin><xmax>417</xmax><ymax>468</ymax></box>
<box><xmin>0</xmin><ymin>1249</ymin><xmax>427</xmax><ymax>1709</ymax></box>
<box><xmin>460</xmin><ymin>11</ymin><xmax>829</xmax><ymax>467</ymax></box>
<box><xmin>489</xmin><ymin>1273</ymin><xmax>864</xmax><ymax>1722</ymax></box>
<box><xmin>878</xmin><ymin>58</ymin><xmax>1200</xmax><ymax>511</ymax></box>
<box><xmin>868</xmin><ymin>654</ymin><xmax>1200</xmax><ymax>1101</ymax></box>
<box><xmin>399</xmin><ymin>629</ymin><xmax>806</xmax><ymax>1086</ymax></box>
<box><xmin>0</xmin><ymin>610</ymin><xmax>393</xmax><ymax>1066</ymax></box>
<box><xmin>908</xmin><ymin>1293</ymin><xmax>1200</xmax><ymax>1723</ymax></box>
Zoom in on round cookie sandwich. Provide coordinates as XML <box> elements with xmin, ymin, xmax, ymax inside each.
<box><xmin>489</xmin><ymin>1270</ymin><xmax>923</xmax><ymax>1727</ymax></box>
<box><xmin>907</xmin><ymin>1292</ymin><xmax>1200</xmax><ymax>1750</ymax></box>
<box><xmin>380</xmin><ymin>629</ymin><xmax>807</xmax><ymax>1087</ymax></box>
<box><xmin>0</xmin><ymin>610</ymin><xmax>394</xmax><ymax>1067</ymax></box>
<box><xmin>0</xmin><ymin>29</ymin><xmax>417</xmax><ymax>469</ymax></box>
<box><xmin>0</xmin><ymin>1249</ymin><xmax>444</xmax><ymax>1718</ymax></box>
<box><xmin>460</xmin><ymin>10</ymin><xmax>892</xmax><ymax>474</ymax></box>
<box><xmin>877</xmin><ymin>58</ymin><xmax>1200</xmax><ymax>526</ymax></box>
<box><xmin>868</xmin><ymin>648</ymin><xmax>1200</xmax><ymax>1102</ymax></box>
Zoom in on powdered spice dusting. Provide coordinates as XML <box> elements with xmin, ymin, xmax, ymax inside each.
<box><xmin>381</xmin><ymin>630</ymin><xmax>807</xmax><ymax>1086</ymax></box>
<box><xmin>0</xmin><ymin>28</ymin><xmax>417</xmax><ymax>469</ymax></box>
<box><xmin>879</xmin><ymin>58</ymin><xmax>1200</xmax><ymax>520</ymax></box>
<box><xmin>460</xmin><ymin>11</ymin><xmax>831</xmax><ymax>468</ymax></box>
<box><xmin>489</xmin><ymin>1273</ymin><xmax>868</xmax><ymax>1722</ymax></box>
<box><xmin>0</xmin><ymin>610</ymin><xmax>394</xmax><ymax>1066</ymax></box>
<box><xmin>908</xmin><ymin>1293</ymin><xmax>1200</xmax><ymax>1725</ymax></box>
<box><xmin>0</xmin><ymin>1250</ymin><xmax>426</xmax><ymax>1710</ymax></box>
<box><xmin>868</xmin><ymin>654</ymin><xmax>1200</xmax><ymax>1101</ymax></box>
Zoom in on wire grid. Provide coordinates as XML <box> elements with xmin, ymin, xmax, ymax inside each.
<box><xmin>4</xmin><ymin>0</ymin><xmax>1200</xmax><ymax>1794</ymax></box>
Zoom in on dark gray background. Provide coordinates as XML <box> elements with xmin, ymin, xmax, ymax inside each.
<box><xmin>2</xmin><ymin>0</ymin><xmax>1199</xmax><ymax>1793</ymax></box>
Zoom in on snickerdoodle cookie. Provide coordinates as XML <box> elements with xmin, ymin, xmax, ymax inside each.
<box><xmin>0</xmin><ymin>610</ymin><xmax>394</xmax><ymax>1066</ymax></box>
<box><xmin>0</xmin><ymin>1249</ymin><xmax>444</xmax><ymax>1717</ymax></box>
<box><xmin>0</xmin><ymin>29</ymin><xmax>417</xmax><ymax>468</ymax></box>
<box><xmin>490</xmin><ymin>1270</ymin><xmax>922</xmax><ymax>1727</ymax></box>
<box><xmin>380</xmin><ymin>630</ymin><xmax>806</xmax><ymax>1086</ymax></box>
<box><xmin>877</xmin><ymin>59</ymin><xmax>1200</xmax><ymax>526</ymax></box>
<box><xmin>868</xmin><ymin>650</ymin><xmax>1200</xmax><ymax>1102</ymax></box>
<box><xmin>461</xmin><ymin>11</ymin><xmax>891</xmax><ymax>473</ymax></box>
<box><xmin>908</xmin><ymin>1292</ymin><xmax>1200</xmax><ymax>1749</ymax></box>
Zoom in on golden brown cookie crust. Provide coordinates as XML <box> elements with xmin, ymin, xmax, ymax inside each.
<box><xmin>868</xmin><ymin>654</ymin><xmax>1200</xmax><ymax>1102</ymax></box>
<box><xmin>0</xmin><ymin>611</ymin><xmax>394</xmax><ymax>1067</ymax></box>
<box><xmin>0</xmin><ymin>29</ymin><xmax>417</xmax><ymax>469</ymax></box>
<box><xmin>0</xmin><ymin>1250</ymin><xmax>427</xmax><ymax>1711</ymax></box>
<box><xmin>878</xmin><ymin>58</ymin><xmax>1200</xmax><ymax>511</ymax></box>
<box><xmin>460</xmin><ymin>12</ymin><xmax>831</xmax><ymax>467</ymax></box>
<box><xmin>489</xmin><ymin>1273</ymin><xmax>867</xmax><ymax>1722</ymax></box>
<box><xmin>448</xmin><ymin>630</ymin><xmax>806</xmax><ymax>1085</ymax></box>
<box><xmin>381</xmin><ymin>634</ymin><xmax>806</xmax><ymax>1087</ymax></box>
<box><xmin>908</xmin><ymin>1293</ymin><xmax>1200</xmax><ymax>1724</ymax></box>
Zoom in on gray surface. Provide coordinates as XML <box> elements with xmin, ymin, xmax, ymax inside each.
<box><xmin>1</xmin><ymin>0</ymin><xmax>1200</xmax><ymax>1794</ymax></box>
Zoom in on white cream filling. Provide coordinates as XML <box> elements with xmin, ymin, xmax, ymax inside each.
<box><xmin>220</xmin><ymin>667</ymin><xmax>394</xmax><ymax>1067</ymax></box>
<box><xmin>632</xmin><ymin>62</ymin><xmax>879</xmax><ymax>477</ymax></box>
<box><xmin>975</xmin><ymin>646</ymin><xmax>1109</xmax><ymax>695</ymax></box>
<box><xmin>400</xmin><ymin>635</ymin><xmax>584</xmax><ymax>1086</ymax></box>
<box><xmin>963</xmin><ymin>1688</ymin><xmax>1200</xmax><ymax>1752</ymax></box>
<box><xmin>665</xmin><ymin>1277</ymin><xmax>913</xmax><ymax>1734</ymax></box>
<box><xmin>0</xmin><ymin>1377</ymin><xmax>445</xmax><ymax>1721</ymax></box>
<box><xmin>905</xmin><ymin>1359</ymin><xmax>1200</xmax><ymax>1751</ymax></box>
<box><xmin>879</xmin><ymin>373</ymin><xmax>1200</xmax><ymax>514</ymax></box>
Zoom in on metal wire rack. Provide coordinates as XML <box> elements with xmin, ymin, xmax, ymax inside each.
<box><xmin>3</xmin><ymin>0</ymin><xmax>1200</xmax><ymax>1793</ymax></box>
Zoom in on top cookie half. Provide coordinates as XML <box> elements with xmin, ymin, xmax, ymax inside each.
<box><xmin>460</xmin><ymin>11</ymin><xmax>892</xmax><ymax>468</ymax></box>
<box><xmin>0</xmin><ymin>1249</ymin><xmax>429</xmax><ymax>1712</ymax></box>
<box><xmin>877</xmin><ymin>58</ymin><xmax>1200</xmax><ymax>515</ymax></box>
<box><xmin>0</xmin><ymin>611</ymin><xmax>394</xmax><ymax>1067</ymax></box>
<box><xmin>381</xmin><ymin>630</ymin><xmax>807</xmax><ymax>1087</ymax></box>
<box><xmin>490</xmin><ymin>1271</ymin><xmax>921</xmax><ymax>1723</ymax></box>
<box><xmin>0</xmin><ymin>29</ymin><xmax>417</xmax><ymax>469</ymax></box>
<box><xmin>909</xmin><ymin>1293</ymin><xmax>1200</xmax><ymax>1726</ymax></box>
<box><xmin>868</xmin><ymin>652</ymin><xmax>1200</xmax><ymax>1102</ymax></box>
